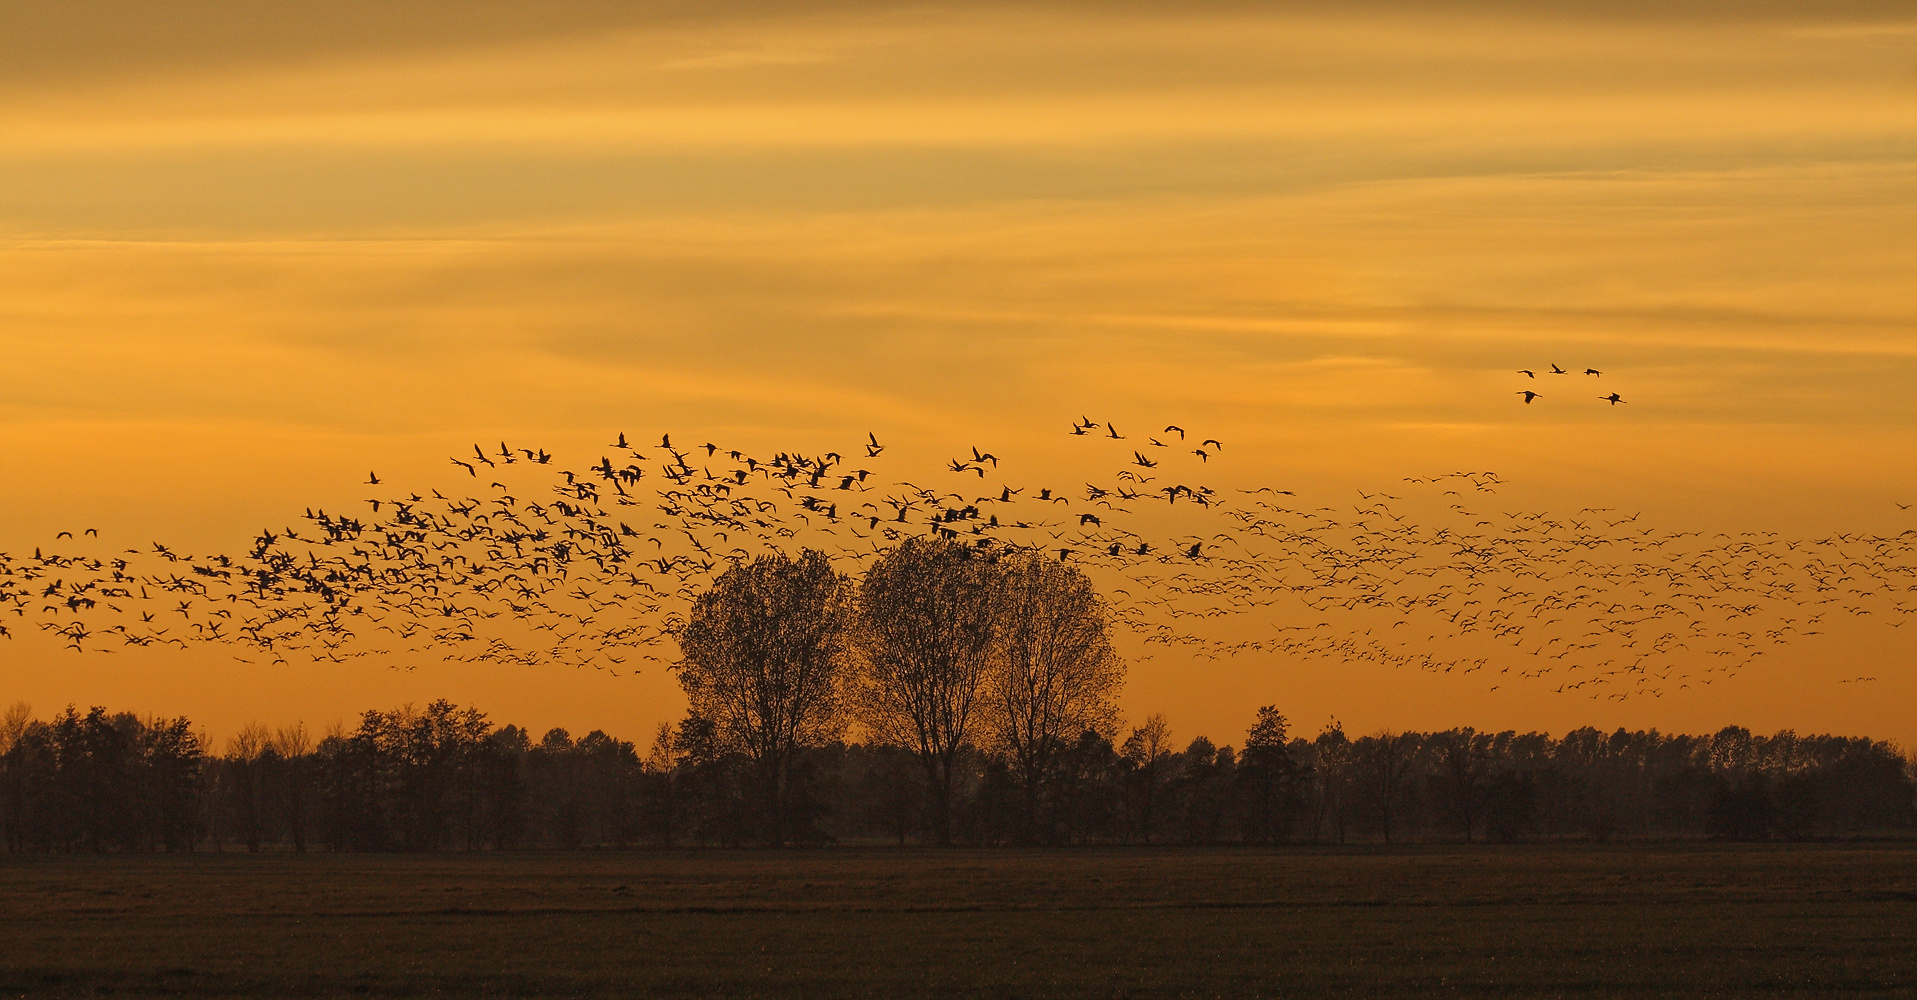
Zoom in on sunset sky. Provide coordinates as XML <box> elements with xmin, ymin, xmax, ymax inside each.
<box><xmin>3</xmin><ymin>1</ymin><xmax>1914</xmax><ymax>749</ymax></box>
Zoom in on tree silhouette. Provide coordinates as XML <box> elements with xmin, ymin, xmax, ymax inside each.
<box><xmin>1353</xmin><ymin>731</ymin><xmax>1422</xmax><ymax>844</ymax></box>
<box><xmin>1306</xmin><ymin>721</ymin><xmax>1355</xmax><ymax>844</ymax></box>
<box><xmin>675</xmin><ymin>549</ymin><xmax>852</xmax><ymax>845</ymax></box>
<box><xmin>224</xmin><ymin>724</ymin><xmax>275</xmax><ymax>853</ymax></box>
<box><xmin>1429</xmin><ymin>728</ymin><xmax>1496</xmax><ymax>843</ymax></box>
<box><xmin>852</xmin><ymin>538</ymin><xmax>1000</xmax><ymax>846</ymax></box>
<box><xmin>981</xmin><ymin>551</ymin><xmax>1123</xmax><ymax>843</ymax></box>
<box><xmin>270</xmin><ymin>724</ymin><xmax>311</xmax><ymax>852</ymax></box>
<box><xmin>1236</xmin><ymin>706</ymin><xmax>1303</xmax><ymax>845</ymax></box>
<box><xmin>0</xmin><ymin>703</ymin><xmax>33</xmax><ymax>852</ymax></box>
<box><xmin>1120</xmin><ymin>713</ymin><xmax>1174</xmax><ymax>843</ymax></box>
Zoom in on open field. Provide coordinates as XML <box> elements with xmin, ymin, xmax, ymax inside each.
<box><xmin>2</xmin><ymin>844</ymin><xmax>1912</xmax><ymax>998</ymax></box>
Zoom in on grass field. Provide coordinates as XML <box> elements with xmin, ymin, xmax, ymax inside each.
<box><xmin>2</xmin><ymin>844</ymin><xmax>1912</xmax><ymax>998</ymax></box>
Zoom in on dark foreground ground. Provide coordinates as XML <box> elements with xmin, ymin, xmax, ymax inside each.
<box><xmin>2</xmin><ymin>843</ymin><xmax>1912</xmax><ymax>999</ymax></box>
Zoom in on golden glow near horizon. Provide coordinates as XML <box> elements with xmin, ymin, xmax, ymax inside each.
<box><xmin>3</xmin><ymin>2</ymin><xmax>1915</xmax><ymax>748</ymax></box>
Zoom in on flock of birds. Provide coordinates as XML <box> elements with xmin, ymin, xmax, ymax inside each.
<box><xmin>1514</xmin><ymin>364</ymin><xmax>1625</xmax><ymax>406</ymax></box>
<box><xmin>2</xmin><ymin>413</ymin><xmax>1913</xmax><ymax>700</ymax></box>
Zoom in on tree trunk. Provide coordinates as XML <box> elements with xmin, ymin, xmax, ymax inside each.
<box><xmin>763</xmin><ymin>754</ymin><xmax>785</xmax><ymax>848</ymax></box>
<box><xmin>923</xmin><ymin>753</ymin><xmax>954</xmax><ymax>847</ymax></box>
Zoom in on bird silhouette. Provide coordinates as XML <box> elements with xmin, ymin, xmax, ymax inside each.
<box><xmin>3</xmin><ymin>413</ymin><xmax>1905</xmax><ymax>705</ymax></box>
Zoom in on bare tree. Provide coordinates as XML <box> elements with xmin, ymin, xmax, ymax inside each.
<box><xmin>641</xmin><ymin>723</ymin><xmax>681</xmax><ymax>846</ymax></box>
<box><xmin>1429</xmin><ymin>727</ymin><xmax>1494</xmax><ymax>843</ymax></box>
<box><xmin>0</xmin><ymin>703</ymin><xmax>28</xmax><ymax>756</ymax></box>
<box><xmin>0</xmin><ymin>702</ymin><xmax>29</xmax><ymax>851</ymax></box>
<box><xmin>225</xmin><ymin>724</ymin><xmax>275</xmax><ymax>853</ymax></box>
<box><xmin>1121</xmin><ymin>713</ymin><xmax>1174</xmax><ymax>843</ymax></box>
<box><xmin>983</xmin><ymin>551</ymin><xmax>1123</xmax><ymax>842</ymax></box>
<box><xmin>1308</xmin><ymin>720</ymin><xmax>1354</xmax><ymax>844</ymax></box>
<box><xmin>675</xmin><ymin>549</ymin><xmax>852</xmax><ymax>845</ymax></box>
<box><xmin>852</xmin><ymin>537</ymin><xmax>1000</xmax><ymax>846</ymax></box>
<box><xmin>271</xmin><ymin>723</ymin><xmax>311</xmax><ymax>852</ymax></box>
<box><xmin>1353</xmin><ymin>730</ymin><xmax>1423</xmax><ymax>844</ymax></box>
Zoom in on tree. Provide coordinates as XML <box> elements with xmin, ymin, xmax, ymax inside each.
<box><xmin>271</xmin><ymin>724</ymin><xmax>311</xmax><ymax>852</ymax></box>
<box><xmin>481</xmin><ymin>724</ymin><xmax>530</xmax><ymax>849</ymax></box>
<box><xmin>852</xmin><ymin>537</ymin><xmax>1001</xmax><ymax>845</ymax></box>
<box><xmin>850</xmin><ymin>743</ymin><xmax>923</xmax><ymax>847</ymax></box>
<box><xmin>1482</xmin><ymin>767</ymin><xmax>1538</xmax><ymax>843</ymax></box>
<box><xmin>1236</xmin><ymin>706</ymin><xmax>1303</xmax><ymax>845</ymax></box>
<box><xmin>676</xmin><ymin>549</ymin><xmax>853</xmax><ymax>845</ymax></box>
<box><xmin>138</xmin><ymin>715</ymin><xmax>203</xmax><ymax>852</ymax></box>
<box><xmin>49</xmin><ymin>707</ymin><xmax>138</xmax><ymax>851</ymax></box>
<box><xmin>982</xmin><ymin>551</ymin><xmax>1124</xmax><ymax>842</ymax></box>
<box><xmin>1169</xmin><ymin>736</ymin><xmax>1235</xmax><ymax>844</ymax></box>
<box><xmin>224</xmin><ymin>724</ymin><xmax>276</xmax><ymax>852</ymax></box>
<box><xmin>640</xmin><ymin>723</ymin><xmax>681</xmax><ymax>847</ymax></box>
<box><xmin>1429</xmin><ymin>728</ymin><xmax>1495</xmax><ymax>842</ymax></box>
<box><xmin>0</xmin><ymin>702</ymin><xmax>32</xmax><ymax>850</ymax></box>
<box><xmin>1121</xmin><ymin>714</ymin><xmax>1174</xmax><ymax>843</ymax></box>
<box><xmin>1053</xmin><ymin>730</ymin><xmax>1123</xmax><ymax>844</ymax></box>
<box><xmin>1353</xmin><ymin>731</ymin><xmax>1422</xmax><ymax>843</ymax></box>
<box><xmin>1307</xmin><ymin>720</ymin><xmax>1355</xmax><ymax>844</ymax></box>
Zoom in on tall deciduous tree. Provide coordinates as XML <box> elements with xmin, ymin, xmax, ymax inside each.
<box><xmin>852</xmin><ymin>537</ymin><xmax>1000</xmax><ymax>846</ymax></box>
<box><xmin>271</xmin><ymin>724</ymin><xmax>312</xmax><ymax>852</ymax></box>
<box><xmin>1121</xmin><ymin>713</ymin><xmax>1174</xmax><ymax>843</ymax></box>
<box><xmin>675</xmin><ymin>549</ymin><xmax>852</xmax><ymax>845</ymax></box>
<box><xmin>225</xmin><ymin>724</ymin><xmax>275</xmax><ymax>853</ymax></box>
<box><xmin>1429</xmin><ymin>727</ymin><xmax>1495</xmax><ymax>843</ymax></box>
<box><xmin>1306</xmin><ymin>720</ymin><xmax>1355</xmax><ymax>843</ymax></box>
<box><xmin>1236</xmin><ymin>706</ymin><xmax>1303</xmax><ymax>845</ymax></box>
<box><xmin>984</xmin><ymin>551</ymin><xmax>1123</xmax><ymax>842</ymax></box>
<box><xmin>1353</xmin><ymin>731</ymin><xmax>1423</xmax><ymax>844</ymax></box>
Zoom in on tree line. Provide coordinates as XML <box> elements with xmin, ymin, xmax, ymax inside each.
<box><xmin>3</xmin><ymin>540</ymin><xmax>1912</xmax><ymax>850</ymax></box>
<box><xmin>4</xmin><ymin>700</ymin><xmax>1911</xmax><ymax>852</ymax></box>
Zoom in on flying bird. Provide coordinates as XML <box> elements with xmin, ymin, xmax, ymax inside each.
<box><xmin>1517</xmin><ymin>391</ymin><xmax>1542</xmax><ymax>404</ymax></box>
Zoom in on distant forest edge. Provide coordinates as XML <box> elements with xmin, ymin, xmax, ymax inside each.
<box><xmin>5</xmin><ymin>543</ymin><xmax>1913</xmax><ymax>852</ymax></box>
<box><xmin>2</xmin><ymin>702</ymin><xmax>1910</xmax><ymax>853</ymax></box>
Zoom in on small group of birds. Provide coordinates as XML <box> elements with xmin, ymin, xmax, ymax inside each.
<box><xmin>1072</xmin><ymin>418</ymin><xmax>1222</xmax><ymax>462</ymax></box>
<box><xmin>1514</xmin><ymin>364</ymin><xmax>1625</xmax><ymax>406</ymax></box>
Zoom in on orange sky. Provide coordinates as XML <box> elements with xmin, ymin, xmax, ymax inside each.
<box><xmin>3</xmin><ymin>1</ymin><xmax>1915</xmax><ymax>750</ymax></box>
